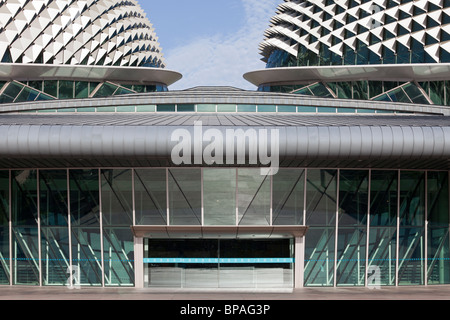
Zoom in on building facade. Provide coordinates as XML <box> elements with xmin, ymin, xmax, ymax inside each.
<box><xmin>0</xmin><ymin>0</ymin><xmax>449</xmax><ymax>290</ymax></box>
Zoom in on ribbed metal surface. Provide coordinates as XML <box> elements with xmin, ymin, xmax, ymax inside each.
<box><xmin>0</xmin><ymin>113</ymin><xmax>448</xmax><ymax>170</ymax></box>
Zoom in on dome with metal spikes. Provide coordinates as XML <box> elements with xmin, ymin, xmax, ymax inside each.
<box><xmin>0</xmin><ymin>0</ymin><xmax>165</xmax><ymax>68</ymax></box>
<box><xmin>260</xmin><ymin>0</ymin><xmax>450</xmax><ymax>68</ymax></box>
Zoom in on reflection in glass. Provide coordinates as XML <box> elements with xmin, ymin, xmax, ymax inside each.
<box><xmin>12</xmin><ymin>170</ymin><xmax>39</xmax><ymax>285</ymax></box>
<box><xmin>238</xmin><ymin>169</ymin><xmax>270</xmax><ymax>226</ymax></box>
<box><xmin>306</xmin><ymin>169</ymin><xmax>337</xmax><ymax>226</ymax></box>
<box><xmin>135</xmin><ymin>169</ymin><xmax>167</xmax><ymax>225</ymax></box>
<box><xmin>0</xmin><ymin>171</ymin><xmax>8</xmax><ymax>284</ymax></box>
<box><xmin>427</xmin><ymin>172</ymin><xmax>450</xmax><ymax>284</ymax></box>
<box><xmin>304</xmin><ymin>227</ymin><xmax>335</xmax><ymax>287</ymax></box>
<box><xmin>204</xmin><ymin>169</ymin><xmax>236</xmax><ymax>226</ymax></box>
<box><xmin>272</xmin><ymin>169</ymin><xmax>305</xmax><ymax>225</ymax></box>
<box><xmin>103</xmin><ymin>227</ymin><xmax>134</xmax><ymax>286</ymax></box>
<box><xmin>101</xmin><ymin>170</ymin><xmax>133</xmax><ymax>226</ymax></box>
<box><xmin>398</xmin><ymin>171</ymin><xmax>425</xmax><ymax>285</ymax></box>
<box><xmin>168</xmin><ymin>169</ymin><xmax>201</xmax><ymax>226</ymax></box>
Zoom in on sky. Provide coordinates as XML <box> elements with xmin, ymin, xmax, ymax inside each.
<box><xmin>139</xmin><ymin>0</ymin><xmax>280</xmax><ymax>90</ymax></box>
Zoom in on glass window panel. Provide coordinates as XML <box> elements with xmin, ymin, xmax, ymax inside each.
<box><xmin>237</xmin><ymin>104</ymin><xmax>256</xmax><ymax>112</ymax></box>
<box><xmin>71</xmin><ymin>227</ymin><xmax>102</xmax><ymax>286</ymax></box>
<box><xmin>370</xmin><ymin>171</ymin><xmax>398</xmax><ymax>227</ymax></box>
<box><xmin>398</xmin><ymin>227</ymin><xmax>425</xmax><ymax>285</ymax></box>
<box><xmin>136</xmin><ymin>105</ymin><xmax>156</xmax><ymax>112</ymax></box>
<box><xmin>12</xmin><ymin>227</ymin><xmax>40</xmax><ymax>285</ymax></box>
<box><xmin>157</xmin><ymin>104</ymin><xmax>175</xmax><ymax>112</ymax></box>
<box><xmin>306</xmin><ymin>169</ymin><xmax>337</xmax><ymax>226</ymax></box>
<box><xmin>237</xmin><ymin>169</ymin><xmax>270</xmax><ymax>226</ymax></box>
<box><xmin>101</xmin><ymin>170</ymin><xmax>133</xmax><ymax>226</ymax></box>
<box><xmin>257</xmin><ymin>105</ymin><xmax>277</xmax><ymax>112</ymax></box>
<box><xmin>217</xmin><ymin>104</ymin><xmax>236</xmax><ymax>112</ymax></box>
<box><xmin>4</xmin><ymin>82</ymin><xmax>24</xmax><ymax>99</ymax></box>
<box><xmin>15</xmin><ymin>87</ymin><xmax>39</xmax><ymax>102</ymax></box>
<box><xmin>69</xmin><ymin>170</ymin><xmax>100</xmax><ymax>227</ymax></box>
<box><xmin>116</xmin><ymin>106</ymin><xmax>136</xmax><ymax>112</ymax></box>
<box><xmin>58</xmin><ymin>81</ymin><xmax>74</xmax><ymax>99</ymax></box>
<box><xmin>135</xmin><ymin>169</ymin><xmax>167</xmax><ymax>225</ymax></box>
<box><xmin>429</xmin><ymin>81</ymin><xmax>445</xmax><ymax>105</ymax></box>
<box><xmin>272</xmin><ymin>169</ymin><xmax>305</xmax><ymax>225</ymax></box>
<box><xmin>76</xmin><ymin>107</ymin><xmax>96</xmax><ymax>113</ymax></box>
<box><xmin>97</xmin><ymin>107</ymin><xmax>116</xmax><ymax>113</ymax></box>
<box><xmin>75</xmin><ymin>82</ymin><xmax>89</xmax><ymax>99</ymax></box>
<box><xmin>41</xmin><ymin>227</ymin><xmax>70</xmax><ymax>286</ymax></box>
<box><xmin>337</xmin><ymin>108</ymin><xmax>356</xmax><ymax>113</ymax></box>
<box><xmin>277</xmin><ymin>105</ymin><xmax>296</xmax><ymax>113</ymax></box>
<box><xmin>297</xmin><ymin>106</ymin><xmax>316</xmax><ymax>113</ymax></box>
<box><xmin>308</xmin><ymin>83</ymin><xmax>334</xmax><ymax>98</ymax></box>
<box><xmin>39</xmin><ymin>170</ymin><xmax>68</xmax><ymax>226</ymax></box>
<box><xmin>204</xmin><ymin>169</ymin><xmax>236</xmax><ymax>226</ymax></box>
<box><xmin>427</xmin><ymin>172</ymin><xmax>450</xmax><ymax>285</ymax></box>
<box><xmin>103</xmin><ymin>227</ymin><xmax>134</xmax><ymax>286</ymax></box>
<box><xmin>369</xmin><ymin>81</ymin><xmax>384</xmax><ymax>98</ymax></box>
<box><xmin>0</xmin><ymin>172</ymin><xmax>9</xmax><ymax>284</ymax></box>
<box><xmin>352</xmin><ymin>81</ymin><xmax>369</xmax><ymax>100</ymax></box>
<box><xmin>177</xmin><ymin>104</ymin><xmax>196</xmax><ymax>112</ymax></box>
<box><xmin>12</xmin><ymin>170</ymin><xmax>38</xmax><ymax>226</ymax></box>
<box><xmin>400</xmin><ymin>171</ymin><xmax>425</xmax><ymax>226</ymax></box>
<box><xmin>197</xmin><ymin>104</ymin><xmax>216</xmax><ymax>112</ymax></box>
<box><xmin>94</xmin><ymin>83</ymin><xmax>118</xmax><ymax>98</ymax></box>
<box><xmin>44</xmin><ymin>81</ymin><xmax>58</xmax><ymax>97</ymax></box>
<box><xmin>428</xmin><ymin>172</ymin><xmax>449</xmax><ymax>226</ymax></box>
<box><xmin>428</xmin><ymin>226</ymin><xmax>450</xmax><ymax>285</ymax></box>
<box><xmin>317</xmin><ymin>107</ymin><xmax>336</xmax><ymax>113</ymax></box>
<box><xmin>113</xmin><ymin>87</ymin><xmax>135</xmax><ymax>96</ymax></box>
<box><xmin>339</xmin><ymin>170</ymin><xmax>369</xmax><ymax>226</ymax></box>
<box><xmin>168</xmin><ymin>169</ymin><xmax>201</xmax><ymax>226</ymax></box>
<box><xmin>388</xmin><ymin>88</ymin><xmax>412</xmax><ymax>103</ymax></box>
<box><xmin>368</xmin><ymin>227</ymin><xmax>397</xmax><ymax>286</ymax></box>
<box><xmin>304</xmin><ymin>227</ymin><xmax>335</xmax><ymax>287</ymax></box>
<box><xmin>402</xmin><ymin>83</ymin><xmax>430</xmax><ymax>105</ymax></box>
<box><xmin>336</xmin><ymin>227</ymin><xmax>367</xmax><ymax>286</ymax></box>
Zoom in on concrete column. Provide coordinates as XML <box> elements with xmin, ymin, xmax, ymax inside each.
<box><xmin>134</xmin><ymin>237</ymin><xmax>144</xmax><ymax>289</ymax></box>
<box><xmin>294</xmin><ymin>236</ymin><xmax>304</xmax><ymax>289</ymax></box>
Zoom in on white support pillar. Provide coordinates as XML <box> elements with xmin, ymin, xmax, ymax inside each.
<box><xmin>294</xmin><ymin>236</ymin><xmax>305</xmax><ymax>289</ymax></box>
<box><xmin>134</xmin><ymin>237</ymin><xmax>144</xmax><ymax>289</ymax></box>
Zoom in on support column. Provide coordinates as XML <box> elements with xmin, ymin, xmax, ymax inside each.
<box><xmin>134</xmin><ymin>237</ymin><xmax>144</xmax><ymax>289</ymax></box>
<box><xmin>294</xmin><ymin>236</ymin><xmax>305</xmax><ymax>289</ymax></box>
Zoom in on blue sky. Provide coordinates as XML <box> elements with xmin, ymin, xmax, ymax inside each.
<box><xmin>139</xmin><ymin>0</ymin><xmax>280</xmax><ymax>90</ymax></box>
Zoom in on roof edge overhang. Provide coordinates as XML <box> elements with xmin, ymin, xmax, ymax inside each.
<box><xmin>243</xmin><ymin>63</ymin><xmax>450</xmax><ymax>87</ymax></box>
<box><xmin>0</xmin><ymin>63</ymin><xmax>182</xmax><ymax>86</ymax></box>
<box><xmin>0</xmin><ymin>123</ymin><xmax>449</xmax><ymax>169</ymax></box>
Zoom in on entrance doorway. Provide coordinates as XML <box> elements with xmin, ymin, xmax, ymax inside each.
<box><xmin>144</xmin><ymin>239</ymin><xmax>294</xmax><ymax>288</ymax></box>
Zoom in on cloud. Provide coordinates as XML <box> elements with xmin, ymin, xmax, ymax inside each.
<box><xmin>165</xmin><ymin>0</ymin><xmax>278</xmax><ymax>90</ymax></box>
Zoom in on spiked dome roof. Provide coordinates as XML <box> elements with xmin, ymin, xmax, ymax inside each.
<box><xmin>0</xmin><ymin>0</ymin><xmax>181</xmax><ymax>86</ymax></box>
<box><xmin>259</xmin><ymin>0</ymin><xmax>450</xmax><ymax>66</ymax></box>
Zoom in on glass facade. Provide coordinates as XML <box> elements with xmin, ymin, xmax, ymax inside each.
<box><xmin>0</xmin><ymin>168</ymin><xmax>447</xmax><ymax>288</ymax></box>
<box><xmin>0</xmin><ymin>80</ymin><xmax>168</xmax><ymax>105</ymax></box>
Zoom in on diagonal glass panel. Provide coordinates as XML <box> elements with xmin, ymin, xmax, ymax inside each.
<box><xmin>304</xmin><ymin>227</ymin><xmax>335</xmax><ymax>287</ymax></box>
<box><xmin>168</xmin><ymin>169</ymin><xmax>201</xmax><ymax>226</ymax></box>
<box><xmin>398</xmin><ymin>171</ymin><xmax>425</xmax><ymax>286</ymax></box>
<box><xmin>135</xmin><ymin>169</ymin><xmax>167</xmax><ymax>225</ymax></box>
<box><xmin>103</xmin><ymin>227</ymin><xmax>134</xmax><ymax>287</ymax></box>
<box><xmin>237</xmin><ymin>169</ymin><xmax>270</xmax><ymax>226</ymax></box>
<box><xmin>272</xmin><ymin>169</ymin><xmax>305</xmax><ymax>225</ymax></box>
<box><xmin>101</xmin><ymin>169</ymin><xmax>133</xmax><ymax>226</ymax></box>
<box><xmin>306</xmin><ymin>169</ymin><xmax>337</xmax><ymax>226</ymax></box>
